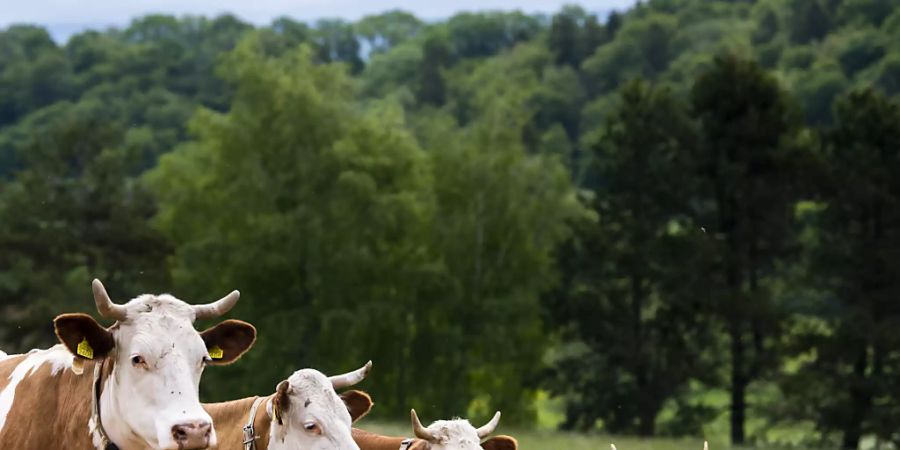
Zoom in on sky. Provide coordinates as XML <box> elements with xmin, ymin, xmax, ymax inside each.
<box><xmin>0</xmin><ymin>0</ymin><xmax>638</xmax><ymax>42</ymax></box>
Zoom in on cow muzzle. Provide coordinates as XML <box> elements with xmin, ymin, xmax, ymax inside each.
<box><xmin>171</xmin><ymin>421</ymin><xmax>212</xmax><ymax>449</ymax></box>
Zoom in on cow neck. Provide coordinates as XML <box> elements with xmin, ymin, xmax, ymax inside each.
<box><xmin>91</xmin><ymin>358</ymin><xmax>120</xmax><ymax>450</ymax></box>
<box><xmin>352</xmin><ymin>428</ymin><xmax>425</xmax><ymax>450</ymax></box>
<box><xmin>243</xmin><ymin>395</ymin><xmax>273</xmax><ymax>450</ymax></box>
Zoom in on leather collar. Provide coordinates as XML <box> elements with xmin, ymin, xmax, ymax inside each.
<box><xmin>243</xmin><ymin>397</ymin><xmax>267</xmax><ymax>450</ymax></box>
<box><xmin>90</xmin><ymin>359</ymin><xmax>119</xmax><ymax>450</ymax></box>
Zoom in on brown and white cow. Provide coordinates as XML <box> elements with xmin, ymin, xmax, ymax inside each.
<box><xmin>351</xmin><ymin>410</ymin><xmax>517</xmax><ymax>450</ymax></box>
<box><xmin>0</xmin><ymin>279</ymin><xmax>256</xmax><ymax>450</ymax></box>
<box><xmin>203</xmin><ymin>361</ymin><xmax>374</xmax><ymax>450</ymax></box>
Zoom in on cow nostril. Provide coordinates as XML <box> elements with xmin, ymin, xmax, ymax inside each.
<box><xmin>172</xmin><ymin>425</ymin><xmax>189</xmax><ymax>442</ymax></box>
<box><xmin>172</xmin><ymin>422</ymin><xmax>212</xmax><ymax>446</ymax></box>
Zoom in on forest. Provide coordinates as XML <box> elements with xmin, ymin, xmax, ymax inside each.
<box><xmin>1</xmin><ymin>0</ymin><xmax>900</xmax><ymax>448</ymax></box>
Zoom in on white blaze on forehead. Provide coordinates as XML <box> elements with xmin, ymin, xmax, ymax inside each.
<box><xmin>288</xmin><ymin>370</ymin><xmax>353</xmax><ymax>420</ymax></box>
<box><xmin>0</xmin><ymin>346</ymin><xmax>73</xmax><ymax>433</ymax></box>
<box><xmin>115</xmin><ymin>294</ymin><xmax>208</xmax><ymax>363</ymax></box>
<box><xmin>422</xmin><ymin>419</ymin><xmax>482</xmax><ymax>448</ymax></box>
<box><xmin>119</xmin><ymin>293</ymin><xmax>196</xmax><ymax>322</ymax></box>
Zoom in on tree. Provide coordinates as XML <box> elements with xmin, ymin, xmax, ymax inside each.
<box><xmin>442</xmin><ymin>11</ymin><xmax>542</xmax><ymax>60</ymax></box>
<box><xmin>0</xmin><ymin>100</ymin><xmax>169</xmax><ymax>349</ymax></box>
<box><xmin>415</xmin><ymin>84</ymin><xmax>586</xmax><ymax>424</ymax></box>
<box><xmin>0</xmin><ymin>26</ymin><xmax>72</xmax><ymax>126</ymax></box>
<box><xmin>311</xmin><ymin>19</ymin><xmax>363</xmax><ymax>73</ymax></box>
<box><xmin>548</xmin><ymin>6</ymin><xmax>609</xmax><ymax>68</ymax></box>
<box><xmin>147</xmin><ymin>35</ymin><xmax>436</xmax><ymax>414</ymax></box>
<box><xmin>546</xmin><ymin>79</ymin><xmax>715</xmax><ymax>436</ymax></box>
<box><xmin>549</xmin><ymin>8</ymin><xmax>580</xmax><ymax>66</ymax></box>
<box><xmin>794</xmin><ymin>69</ymin><xmax>847</xmax><ymax>125</ymax></box>
<box><xmin>789</xmin><ymin>0</ymin><xmax>832</xmax><ymax>44</ymax></box>
<box><xmin>355</xmin><ymin>10</ymin><xmax>423</xmax><ymax>55</ymax></box>
<box><xmin>691</xmin><ymin>54</ymin><xmax>807</xmax><ymax>445</ymax></box>
<box><xmin>833</xmin><ymin>27</ymin><xmax>886</xmax><ymax>76</ymax></box>
<box><xmin>582</xmin><ymin>12</ymin><xmax>677</xmax><ymax>95</ymax></box>
<box><xmin>783</xmin><ymin>89</ymin><xmax>900</xmax><ymax>449</ymax></box>
<box><xmin>837</xmin><ymin>0</ymin><xmax>895</xmax><ymax>27</ymax></box>
<box><xmin>415</xmin><ymin>32</ymin><xmax>452</xmax><ymax>106</ymax></box>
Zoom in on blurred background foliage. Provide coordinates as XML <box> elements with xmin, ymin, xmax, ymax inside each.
<box><xmin>2</xmin><ymin>1</ymin><xmax>900</xmax><ymax>448</ymax></box>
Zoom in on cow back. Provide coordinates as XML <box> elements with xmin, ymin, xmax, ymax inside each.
<box><xmin>0</xmin><ymin>348</ymin><xmax>95</xmax><ymax>449</ymax></box>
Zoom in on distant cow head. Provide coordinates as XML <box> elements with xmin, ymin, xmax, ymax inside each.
<box><xmin>267</xmin><ymin>361</ymin><xmax>373</xmax><ymax>450</ymax></box>
<box><xmin>409</xmin><ymin>410</ymin><xmax>517</xmax><ymax>450</ymax></box>
<box><xmin>53</xmin><ymin>279</ymin><xmax>256</xmax><ymax>450</ymax></box>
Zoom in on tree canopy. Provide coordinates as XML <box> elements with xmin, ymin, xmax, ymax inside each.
<box><xmin>3</xmin><ymin>2</ymin><xmax>900</xmax><ymax>448</ymax></box>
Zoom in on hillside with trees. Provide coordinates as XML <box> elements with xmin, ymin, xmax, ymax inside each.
<box><xmin>1</xmin><ymin>1</ymin><xmax>900</xmax><ymax>448</ymax></box>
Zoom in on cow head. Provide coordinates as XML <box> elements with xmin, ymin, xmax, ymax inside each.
<box><xmin>409</xmin><ymin>410</ymin><xmax>517</xmax><ymax>450</ymax></box>
<box><xmin>53</xmin><ymin>279</ymin><xmax>256</xmax><ymax>450</ymax></box>
<box><xmin>267</xmin><ymin>361</ymin><xmax>373</xmax><ymax>450</ymax></box>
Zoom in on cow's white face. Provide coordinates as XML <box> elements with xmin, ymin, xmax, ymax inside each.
<box><xmin>53</xmin><ymin>280</ymin><xmax>256</xmax><ymax>450</ymax></box>
<box><xmin>410</xmin><ymin>411</ymin><xmax>511</xmax><ymax>450</ymax></box>
<box><xmin>267</xmin><ymin>363</ymin><xmax>372</xmax><ymax>450</ymax></box>
<box><xmin>100</xmin><ymin>295</ymin><xmax>215</xmax><ymax>450</ymax></box>
<box><xmin>414</xmin><ymin>420</ymin><xmax>483</xmax><ymax>450</ymax></box>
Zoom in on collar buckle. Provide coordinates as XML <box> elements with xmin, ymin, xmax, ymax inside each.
<box><xmin>244</xmin><ymin>397</ymin><xmax>266</xmax><ymax>450</ymax></box>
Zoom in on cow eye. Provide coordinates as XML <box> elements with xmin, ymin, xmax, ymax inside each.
<box><xmin>303</xmin><ymin>421</ymin><xmax>321</xmax><ymax>435</ymax></box>
<box><xmin>131</xmin><ymin>355</ymin><xmax>146</xmax><ymax>367</ymax></box>
<box><xmin>201</xmin><ymin>356</ymin><xmax>212</xmax><ymax>365</ymax></box>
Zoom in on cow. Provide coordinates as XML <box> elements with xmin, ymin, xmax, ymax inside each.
<box><xmin>611</xmin><ymin>442</ymin><xmax>708</xmax><ymax>450</ymax></box>
<box><xmin>351</xmin><ymin>410</ymin><xmax>517</xmax><ymax>450</ymax></box>
<box><xmin>203</xmin><ymin>361</ymin><xmax>374</xmax><ymax>449</ymax></box>
<box><xmin>0</xmin><ymin>279</ymin><xmax>257</xmax><ymax>450</ymax></box>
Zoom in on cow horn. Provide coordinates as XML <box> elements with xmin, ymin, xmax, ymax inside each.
<box><xmin>193</xmin><ymin>290</ymin><xmax>240</xmax><ymax>321</ymax></box>
<box><xmin>411</xmin><ymin>409</ymin><xmax>437</xmax><ymax>441</ymax></box>
<box><xmin>329</xmin><ymin>360</ymin><xmax>372</xmax><ymax>390</ymax></box>
<box><xmin>92</xmin><ymin>279</ymin><xmax>127</xmax><ymax>321</ymax></box>
<box><xmin>475</xmin><ymin>411</ymin><xmax>501</xmax><ymax>438</ymax></box>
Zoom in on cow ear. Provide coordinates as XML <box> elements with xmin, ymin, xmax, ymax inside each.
<box><xmin>341</xmin><ymin>390</ymin><xmax>373</xmax><ymax>423</ymax></box>
<box><xmin>54</xmin><ymin>313</ymin><xmax>115</xmax><ymax>360</ymax></box>
<box><xmin>200</xmin><ymin>319</ymin><xmax>256</xmax><ymax>365</ymax></box>
<box><xmin>272</xmin><ymin>380</ymin><xmax>291</xmax><ymax>425</ymax></box>
<box><xmin>481</xmin><ymin>436</ymin><xmax>518</xmax><ymax>450</ymax></box>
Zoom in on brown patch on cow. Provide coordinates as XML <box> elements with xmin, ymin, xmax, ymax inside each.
<box><xmin>53</xmin><ymin>313</ymin><xmax>115</xmax><ymax>361</ymax></box>
<box><xmin>353</xmin><ymin>428</ymin><xmax>430</xmax><ymax>450</ymax></box>
<box><xmin>199</xmin><ymin>319</ymin><xmax>256</xmax><ymax>365</ymax></box>
<box><xmin>0</xmin><ymin>354</ymin><xmax>27</xmax><ymax>392</ymax></box>
<box><xmin>340</xmin><ymin>390</ymin><xmax>374</xmax><ymax>423</ymax></box>
<box><xmin>204</xmin><ymin>395</ymin><xmax>273</xmax><ymax>450</ymax></box>
<box><xmin>481</xmin><ymin>435</ymin><xmax>518</xmax><ymax>450</ymax></box>
<box><xmin>0</xmin><ymin>353</ymin><xmax>103</xmax><ymax>448</ymax></box>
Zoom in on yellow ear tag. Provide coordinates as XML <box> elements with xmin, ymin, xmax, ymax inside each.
<box><xmin>76</xmin><ymin>338</ymin><xmax>94</xmax><ymax>360</ymax></box>
<box><xmin>272</xmin><ymin>402</ymin><xmax>281</xmax><ymax>423</ymax></box>
<box><xmin>208</xmin><ymin>345</ymin><xmax>224</xmax><ymax>360</ymax></box>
